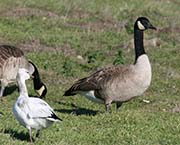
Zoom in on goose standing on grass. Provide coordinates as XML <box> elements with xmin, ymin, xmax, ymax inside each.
<box><xmin>0</xmin><ymin>45</ymin><xmax>47</xmax><ymax>100</ymax></box>
<box><xmin>13</xmin><ymin>68</ymin><xmax>62</xmax><ymax>143</ymax></box>
<box><xmin>64</xmin><ymin>17</ymin><xmax>157</xmax><ymax>112</ymax></box>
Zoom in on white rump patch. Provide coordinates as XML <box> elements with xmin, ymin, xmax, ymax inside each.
<box><xmin>80</xmin><ymin>91</ymin><xmax>104</xmax><ymax>104</ymax></box>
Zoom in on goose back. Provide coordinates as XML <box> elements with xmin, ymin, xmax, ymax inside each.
<box><xmin>100</xmin><ymin>54</ymin><xmax>151</xmax><ymax>102</ymax></box>
<box><xmin>0</xmin><ymin>45</ymin><xmax>32</xmax><ymax>84</ymax></box>
<box><xmin>65</xmin><ymin>54</ymin><xmax>151</xmax><ymax>102</ymax></box>
<box><xmin>64</xmin><ymin>65</ymin><xmax>132</xmax><ymax>97</ymax></box>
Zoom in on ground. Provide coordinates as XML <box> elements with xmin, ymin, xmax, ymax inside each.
<box><xmin>0</xmin><ymin>0</ymin><xmax>180</xmax><ymax>145</ymax></box>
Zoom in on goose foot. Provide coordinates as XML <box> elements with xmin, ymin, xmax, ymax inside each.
<box><xmin>36</xmin><ymin>130</ymin><xmax>40</xmax><ymax>138</ymax></box>
<box><xmin>116</xmin><ymin>102</ymin><xmax>122</xmax><ymax>111</ymax></box>
<box><xmin>28</xmin><ymin>128</ymin><xmax>34</xmax><ymax>143</ymax></box>
<box><xmin>105</xmin><ymin>103</ymin><xmax>111</xmax><ymax>113</ymax></box>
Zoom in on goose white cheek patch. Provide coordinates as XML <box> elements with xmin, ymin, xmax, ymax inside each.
<box><xmin>36</xmin><ymin>85</ymin><xmax>45</xmax><ymax>96</ymax></box>
<box><xmin>137</xmin><ymin>21</ymin><xmax>145</xmax><ymax>30</ymax></box>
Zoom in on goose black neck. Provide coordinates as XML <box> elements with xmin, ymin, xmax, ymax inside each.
<box><xmin>33</xmin><ymin>68</ymin><xmax>43</xmax><ymax>90</ymax></box>
<box><xmin>29</xmin><ymin>61</ymin><xmax>43</xmax><ymax>90</ymax></box>
<box><xmin>134</xmin><ymin>27</ymin><xmax>145</xmax><ymax>63</ymax></box>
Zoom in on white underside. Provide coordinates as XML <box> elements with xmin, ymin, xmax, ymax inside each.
<box><xmin>80</xmin><ymin>91</ymin><xmax>104</xmax><ymax>104</ymax></box>
<box><xmin>13</xmin><ymin>96</ymin><xmax>58</xmax><ymax>130</ymax></box>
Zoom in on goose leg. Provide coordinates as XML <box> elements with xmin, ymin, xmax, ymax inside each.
<box><xmin>116</xmin><ymin>102</ymin><xmax>122</xmax><ymax>111</ymax></box>
<box><xmin>36</xmin><ymin>130</ymin><xmax>40</xmax><ymax>138</ymax></box>
<box><xmin>28</xmin><ymin>128</ymin><xmax>33</xmax><ymax>143</ymax></box>
<box><xmin>0</xmin><ymin>86</ymin><xmax>5</xmax><ymax>101</ymax></box>
<box><xmin>105</xmin><ymin>103</ymin><xmax>111</xmax><ymax>113</ymax></box>
<box><xmin>105</xmin><ymin>99</ymin><xmax>113</xmax><ymax>113</ymax></box>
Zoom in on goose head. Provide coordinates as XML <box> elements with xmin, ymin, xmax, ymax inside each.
<box><xmin>135</xmin><ymin>17</ymin><xmax>157</xmax><ymax>31</ymax></box>
<box><xmin>17</xmin><ymin>68</ymin><xmax>30</xmax><ymax>81</ymax></box>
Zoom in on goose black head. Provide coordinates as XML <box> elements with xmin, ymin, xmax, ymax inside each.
<box><xmin>135</xmin><ymin>17</ymin><xmax>157</xmax><ymax>31</ymax></box>
<box><xmin>28</xmin><ymin>60</ymin><xmax>47</xmax><ymax>99</ymax></box>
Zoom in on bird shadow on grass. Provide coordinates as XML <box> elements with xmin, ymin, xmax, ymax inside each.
<box><xmin>3</xmin><ymin>128</ymin><xmax>31</xmax><ymax>142</ymax></box>
<box><xmin>3</xmin><ymin>85</ymin><xmax>17</xmax><ymax>96</ymax></box>
<box><xmin>55</xmin><ymin>101</ymin><xmax>100</xmax><ymax>116</ymax></box>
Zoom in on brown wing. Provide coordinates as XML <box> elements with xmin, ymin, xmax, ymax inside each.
<box><xmin>64</xmin><ymin>66</ymin><xmax>129</xmax><ymax>96</ymax></box>
<box><xmin>0</xmin><ymin>45</ymin><xmax>24</xmax><ymax>68</ymax></box>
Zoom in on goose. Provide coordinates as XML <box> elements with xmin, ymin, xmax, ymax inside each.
<box><xmin>0</xmin><ymin>45</ymin><xmax>47</xmax><ymax>100</ymax></box>
<box><xmin>64</xmin><ymin>17</ymin><xmax>157</xmax><ymax>112</ymax></box>
<box><xmin>13</xmin><ymin>68</ymin><xmax>62</xmax><ymax>143</ymax></box>
<box><xmin>28</xmin><ymin>61</ymin><xmax>47</xmax><ymax>98</ymax></box>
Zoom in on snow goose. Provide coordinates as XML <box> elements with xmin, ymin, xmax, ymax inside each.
<box><xmin>13</xmin><ymin>68</ymin><xmax>61</xmax><ymax>143</ymax></box>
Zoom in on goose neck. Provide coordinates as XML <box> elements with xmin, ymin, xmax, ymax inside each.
<box><xmin>32</xmin><ymin>66</ymin><xmax>43</xmax><ymax>90</ymax></box>
<box><xmin>134</xmin><ymin>28</ymin><xmax>145</xmax><ymax>64</ymax></box>
<box><xmin>17</xmin><ymin>78</ymin><xmax>28</xmax><ymax>97</ymax></box>
<box><xmin>29</xmin><ymin>61</ymin><xmax>42</xmax><ymax>90</ymax></box>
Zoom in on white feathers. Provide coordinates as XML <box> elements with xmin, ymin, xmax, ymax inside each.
<box><xmin>137</xmin><ymin>21</ymin><xmax>145</xmax><ymax>30</ymax></box>
<box><xmin>80</xmin><ymin>91</ymin><xmax>104</xmax><ymax>104</ymax></box>
<box><xmin>13</xmin><ymin>97</ymin><xmax>58</xmax><ymax>129</ymax></box>
<box><xmin>17</xmin><ymin>68</ymin><xmax>30</xmax><ymax>81</ymax></box>
<box><xmin>13</xmin><ymin>68</ymin><xmax>61</xmax><ymax>142</ymax></box>
<box><xmin>36</xmin><ymin>85</ymin><xmax>45</xmax><ymax>96</ymax></box>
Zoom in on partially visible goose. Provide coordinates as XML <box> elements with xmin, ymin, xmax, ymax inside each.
<box><xmin>64</xmin><ymin>17</ymin><xmax>157</xmax><ymax>112</ymax></box>
<box><xmin>13</xmin><ymin>68</ymin><xmax>62</xmax><ymax>143</ymax></box>
<box><xmin>0</xmin><ymin>45</ymin><xmax>47</xmax><ymax>99</ymax></box>
<box><xmin>28</xmin><ymin>61</ymin><xmax>47</xmax><ymax>98</ymax></box>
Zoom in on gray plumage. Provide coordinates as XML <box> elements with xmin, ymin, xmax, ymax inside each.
<box><xmin>0</xmin><ymin>45</ymin><xmax>46</xmax><ymax>99</ymax></box>
<box><xmin>64</xmin><ymin>17</ymin><xmax>157</xmax><ymax>112</ymax></box>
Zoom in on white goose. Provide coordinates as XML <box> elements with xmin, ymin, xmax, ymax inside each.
<box><xmin>13</xmin><ymin>68</ymin><xmax>62</xmax><ymax>143</ymax></box>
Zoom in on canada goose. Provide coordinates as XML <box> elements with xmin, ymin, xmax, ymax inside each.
<box><xmin>64</xmin><ymin>17</ymin><xmax>156</xmax><ymax>112</ymax></box>
<box><xmin>28</xmin><ymin>61</ymin><xmax>47</xmax><ymax>98</ymax></box>
<box><xmin>0</xmin><ymin>45</ymin><xmax>47</xmax><ymax>100</ymax></box>
<box><xmin>13</xmin><ymin>68</ymin><xmax>62</xmax><ymax>143</ymax></box>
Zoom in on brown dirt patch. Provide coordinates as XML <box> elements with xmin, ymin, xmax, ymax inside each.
<box><xmin>158</xmin><ymin>26</ymin><xmax>180</xmax><ymax>33</ymax></box>
<box><xmin>127</xmin><ymin>38</ymin><xmax>161</xmax><ymax>48</ymax></box>
<box><xmin>64</xmin><ymin>9</ymin><xmax>95</xmax><ymax>20</ymax></box>
<box><xmin>18</xmin><ymin>39</ymin><xmax>77</xmax><ymax>57</ymax></box>
<box><xmin>65</xmin><ymin>19</ymin><xmax>127</xmax><ymax>32</ymax></box>
<box><xmin>63</xmin><ymin>9</ymin><xmax>128</xmax><ymax>32</ymax></box>
<box><xmin>64</xmin><ymin>9</ymin><xmax>127</xmax><ymax>32</ymax></box>
<box><xmin>2</xmin><ymin>7</ymin><xmax>127</xmax><ymax>32</ymax></box>
<box><xmin>1</xmin><ymin>7</ymin><xmax>59</xmax><ymax>18</ymax></box>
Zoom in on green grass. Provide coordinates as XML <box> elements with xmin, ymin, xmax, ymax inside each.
<box><xmin>0</xmin><ymin>0</ymin><xmax>180</xmax><ymax>144</ymax></box>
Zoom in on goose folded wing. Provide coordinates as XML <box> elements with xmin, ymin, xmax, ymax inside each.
<box><xmin>67</xmin><ymin>66</ymin><xmax>125</xmax><ymax>93</ymax></box>
<box><xmin>27</xmin><ymin>98</ymin><xmax>59</xmax><ymax>121</ymax></box>
<box><xmin>64</xmin><ymin>69</ymin><xmax>105</xmax><ymax>94</ymax></box>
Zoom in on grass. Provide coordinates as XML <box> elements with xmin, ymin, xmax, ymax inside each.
<box><xmin>0</xmin><ymin>0</ymin><xmax>180</xmax><ymax>144</ymax></box>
